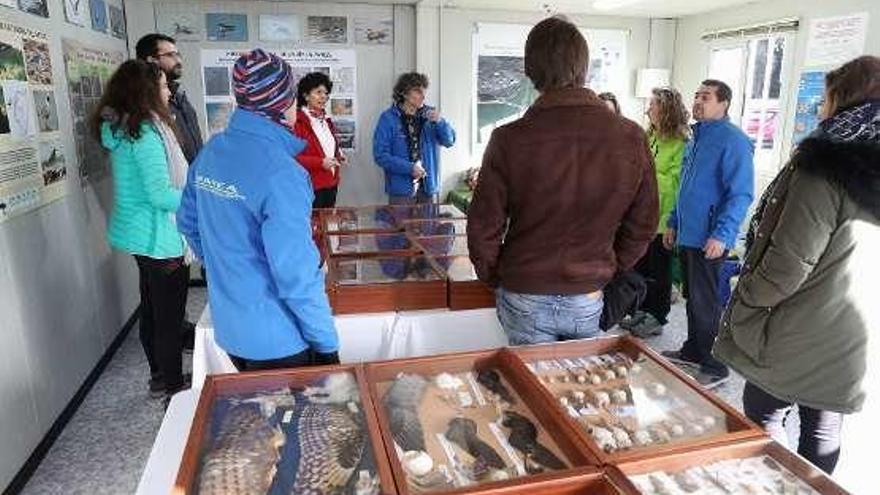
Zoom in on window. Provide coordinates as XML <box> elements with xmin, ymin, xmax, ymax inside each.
<box><xmin>708</xmin><ymin>32</ymin><xmax>794</xmax><ymax>201</ymax></box>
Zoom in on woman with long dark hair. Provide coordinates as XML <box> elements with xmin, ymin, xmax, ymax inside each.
<box><xmin>91</xmin><ymin>60</ymin><xmax>190</xmax><ymax>399</ymax></box>
<box><xmin>292</xmin><ymin>71</ymin><xmax>347</xmax><ymax>208</ymax></box>
<box><xmin>624</xmin><ymin>87</ymin><xmax>690</xmax><ymax>337</ymax></box>
<box><xmin>715</xmin><ymin>56</ymin><xmax>880</xmax><ymax>474</ymax></box>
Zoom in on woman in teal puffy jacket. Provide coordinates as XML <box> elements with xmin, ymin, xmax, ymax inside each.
<box><xmin>90</xmin><ymin>60</ymin><xmax>189</xmax><ymax>399</ymax></box>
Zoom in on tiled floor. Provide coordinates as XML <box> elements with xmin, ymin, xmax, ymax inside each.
<box><xmin>19</xmin><ymin>288</ymin><xmax>749</xmax><ymax>494</ymax></box>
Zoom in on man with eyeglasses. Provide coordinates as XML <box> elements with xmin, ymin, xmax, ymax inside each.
<box><xmin>136</xmin><ymin>34</ymin><xmax>203</xmax><ymax>164</ymax></box>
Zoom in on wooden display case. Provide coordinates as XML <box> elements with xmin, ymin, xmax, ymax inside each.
<box><xmin>173</xmin><ymin>365</ymin><xmax>397</xmax><ymax>495</ymax></box>
<box><xmin>417</xmin><ymin>467</ymin><xmax>636</xmax><ymax>495</ymax></box>
<box><xmin>428</xmin><ymin>255</ymin><xmax>494</xmax><ymax>311</ymax></box>
<box><xmin>507</xmin><ymin>337</ymin><xmax>765</xmax><ymax>465</ymax></box>
<box><xmin>364</xmin><ymin>349</ymin><xmax>602</xmax><ymax>495</ymax></box>
<box><xmin>609</xmin><ymin>439</ymin><xmax>850</xmax><ymax>494</ymax></box>
<box><xmin>326</xmin><ymin>255</ymin><xmax>448</xmax><ymax>314</ymax></box>
<box><xmin>326</xmin><ymin>232</ymin><xmax>419</xmax><ymax>258</ymax></box>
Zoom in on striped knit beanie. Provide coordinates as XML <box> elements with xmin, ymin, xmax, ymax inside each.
<box><xmin>232</xmin><ymin>49</ymin><xmax>295</xmax><ymax>123</ymax></box>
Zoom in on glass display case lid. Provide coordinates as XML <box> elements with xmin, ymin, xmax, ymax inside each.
<box><xmin>332</xmin><ymin>256</ymin><xmax>444</xmax><ymax>285</ymax></box>
<box><xmin>328</xmin><ymin>232</ymin><xmax>414</xmax><ymax>255</ymax></box>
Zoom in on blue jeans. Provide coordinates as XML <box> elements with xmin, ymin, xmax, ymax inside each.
<box><xmin>496</xmin><ymin>288</ymin><xmax>604</xmax><ymax>345</ymax></box>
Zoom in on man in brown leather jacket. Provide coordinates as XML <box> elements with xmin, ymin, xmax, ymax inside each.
<box><xmin>468</xmin><ymin>16</ymin><xmax>658</xmax><ymax>345</ymax></box>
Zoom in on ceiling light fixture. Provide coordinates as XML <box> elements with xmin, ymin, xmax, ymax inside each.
<box><xmin>592</xmin><ymin>0</ymin><xmax>644</xmax><ymax>11</ymax></box>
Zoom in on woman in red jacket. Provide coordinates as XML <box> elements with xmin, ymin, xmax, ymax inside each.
<box><xmin>293</xmin><ymin>72</ymin><xmax>347</xmax><ymax>208</ymax></box>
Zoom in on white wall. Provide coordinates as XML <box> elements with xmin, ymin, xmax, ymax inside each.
<box><xmin>130</xmin><ymin>0</ymin><xmax>417</xmax><ymax>207</ymax></box>
<box><xmin>674</xmin><ymin>0</ymin><xmax>880</xmax><ymax>170</ymax></box>
<box><xmin>0</xmin><ymin>0</ymin><xmax>136</xmax><ymax>490</ymax></box>
<box><xmin>415</xmin><ymin>5</ymin><xmax>662</xmax><ymax>195</ymax></box>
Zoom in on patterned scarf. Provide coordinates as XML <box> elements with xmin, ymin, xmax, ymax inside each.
<box><xmin>152</xmin><ymin>115</ymin><xmax>194</xmax><ymax>263</ymax></box>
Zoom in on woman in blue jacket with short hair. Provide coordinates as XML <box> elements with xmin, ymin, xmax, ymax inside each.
<box><xmin>373</xmin><ymin>72</ymin><xmax>456</xmax><ymax>204</ymax></box>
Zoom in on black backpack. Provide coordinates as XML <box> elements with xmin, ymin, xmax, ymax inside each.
<box><xmin>599</xmin><ymin>271</ymin><xmax>647</xmax><ymax>331</ymax></box>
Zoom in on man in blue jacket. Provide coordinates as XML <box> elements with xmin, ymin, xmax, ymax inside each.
<box><xmin>662</xmin><ymin>79</ymin><xmax>754</xmax><ymax>388</ymax></box>
<box><xmin>177</xmin><ymin>49</ymin><xmax>339</xmax><ymax>370</ymax></box>
<box><xmin>373</xmin><ymin>72</ymin><xmax>456</xmax><ymax>204</ymax></box>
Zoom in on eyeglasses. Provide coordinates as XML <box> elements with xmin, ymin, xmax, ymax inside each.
<box><xmin>156</xmin><ymin>51</ymin><xmax>182</xmax><ymax>60</ymax></box>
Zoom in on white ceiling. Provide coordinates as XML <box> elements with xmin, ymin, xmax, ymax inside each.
<box><xmin>235</xmin><ymin>0</ymin><xmax>765</xmax><ymax>18</ymax></box>
<box><xmin>435</xmin><ymin>0</ymin><xmax>765</xmax><ymax>17</ymax></box>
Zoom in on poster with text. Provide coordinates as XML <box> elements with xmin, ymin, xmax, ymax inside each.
<box><xmin>201</xmin><ymin>48</ymin><xmax>358</xmax><ymax>149</ymax></box>
<box><xmin>474</xmin><ymin>23</ymin><xmax>627</xmax><ymax>144</ymax></box>
<box><xmin>805</xmin><ymin>13</ymin><xmax>869</xmax><ymax>68</ymax></box>
<box><xmin>792</xmin><ymin>71</ymin><xmax>825</xmax><ymax>146</ymax></box>
<box><xmin>62</xmin><ymin>38</ymin><xmax>124</xmax><ymax>185</ymax></box>
<box><xmin>0</xmin><ymin>22</ymin><xmax>67</xmax><ymax>223</ymax></box>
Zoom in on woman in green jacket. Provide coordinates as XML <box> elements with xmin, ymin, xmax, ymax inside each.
<box><xmin>625</xmin><ymin>87</ymin><xmax>689</xmax><ymax>337</ymax></box>
<box><xmin>714</xmin><ymin>56</ymin><xmax>880</xmax><ymax>474</ymax></box>
<box><xmin>90</xmin><ymin>60</ymin><xmax>190</xmax><ymax>398</ymax></box>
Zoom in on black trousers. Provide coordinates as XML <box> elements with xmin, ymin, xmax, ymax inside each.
<box><xmin>634</xmin><ymin>234</ymin><xmax>673</xmax><ymax>324</ymax></box>
<box><xmin>230</xmin><ymin>349</ymin><xmax>313</xmax><ymax>372</ymax></box>
<box><xmin>313</xmin><ymin>186</ymin><xmax>338</xmax><ymax>209</ymax></box>
<box><xmin>679</xmin><ymin>247</ymin><xmax>728</xmax><ymax>376</ymax></box>
<box><xmin>743</xmin><ymin>382</ymin><xmax>843</xmax><ymax>474</ymax></box>
<box><xmin>135</xmin><ymin>255</ymin><xmax>189</xmax><ymax>391</ymax></box>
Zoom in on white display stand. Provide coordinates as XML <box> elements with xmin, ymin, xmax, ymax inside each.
<box><xmin>134</xmin><ymin>390</ymin><xmax>198</xmax><ymax>495</ymax></box>
<box><xmin>192</xmin><ymin>305</ymin><xmax>508</xmax><ymax>388</ymax></box>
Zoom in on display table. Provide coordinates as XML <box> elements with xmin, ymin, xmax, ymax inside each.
<box><xmin>134</xmin><ymin>390</ymin><xmax>198</xmax><ymax>495</ymax></box>
<box><xmin>192</xmin><ymin>304</ymin><xmax>508</xmax><ymax>388</ymax></box>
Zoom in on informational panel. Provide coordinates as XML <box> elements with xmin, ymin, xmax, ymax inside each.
<box><xmin>0</xmin><ymin>21</ymin><xmax>67</xmax><ymax>223</ymax></box>
<box><xmin>474</xmin><ymin>23</ymin><xmax>627</xmax><ymax>143</ymax></box>
<box><xmin>804</xmin><ymin>13</ymin><xmax>869</xmax><ymax>68</ymax></box>
<box><xmin>792</xmin><ymin>71</ymin><xmax>825</xmax><ymax>146</ymax></box>
<box><xmin>200</xmin><ymin>48</ymin><xmax>358</xmax><ymax>149</ymax></box>
<box><xmin>61</xmin><ymin>38</ymin><xmax>125</xmax><ymax>185</ymax></box>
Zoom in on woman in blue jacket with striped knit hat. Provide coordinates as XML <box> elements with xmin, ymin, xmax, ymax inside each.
<box><xmin>177</xmin><ymin>49</ymin><xmax>339</xmax><ymax>371</ymax></box>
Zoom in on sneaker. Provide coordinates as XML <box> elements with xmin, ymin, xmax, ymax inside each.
<box><xmin>660</xmin><ymin>350</ymin><xmax>701</xmax><ymax>367</ymax></box>
<box><xmin>149</xmin><ymin>373</ymin><xmax>191</xmax><ymax>399</ymax></box>
<box><xmin>629</xmin><ymin>314</ymin><xmax>664</xmax><ymax>338</ymax></box>
<box><xmin>148</xmin><ymin>375</ymin><xmax>166</xmax><ymax>399</ymax></box>
<box><xmin>619</xmin><ymin>311</ymin><xmax>647</xmax><ymax>330</ymax></box>
<box><xmin>694</xmin><ymin>371</ymin><xmax>730</xmax><ymax>389</ymax></box>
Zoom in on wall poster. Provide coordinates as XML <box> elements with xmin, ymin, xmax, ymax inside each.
<box><xmin>805</xmin><ymin>13</ymin><xmax>869</xmax><ymax>68</ymax></box>
<box><xmin>61</xmin><ymin>38</ymin><xmax>124</xmax><ymax>185</ymax></box>
<box><xmin>0</xmin><ymin>22</ymin><xmax>68</xmax><ymax>223</ymax></box>
<box><xmin>792</xmin><ymin>71</ymin><xmax>825</xmax><ymax>146</ymax></box>
<box><xmin>474</xmin><ymin>23</ymin><xmax>628</xmax><ymax>144</ymax></box>
<box><xmin>200</xmin><ymin>48</ymin><xmax>358</xmax><ymax>150</ymax></box>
